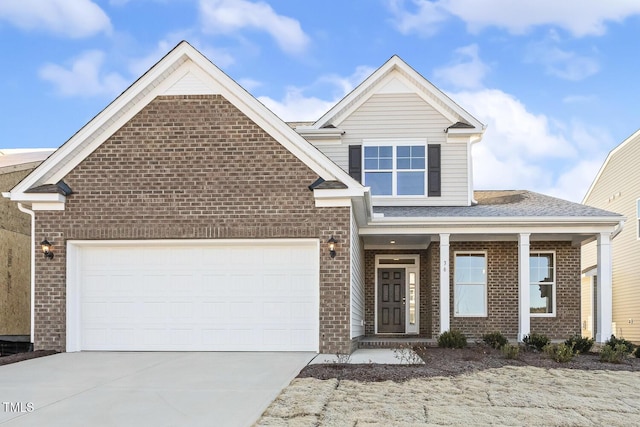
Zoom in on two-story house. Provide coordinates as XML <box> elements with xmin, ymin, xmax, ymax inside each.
<box><xmin>582</xmin><ymin>129</ymin><xmax>640</xmax><ymax>343</ymax></box>
<box><xmin>4</xmin><ymin>42</ymin><xmax>622</xmax><ymax>354</ymax></box>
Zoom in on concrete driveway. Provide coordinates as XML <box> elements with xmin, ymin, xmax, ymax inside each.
<box><xmin>0</xmin><ymin>351</ymin><xmax>315</xmax><ymax>427</ymax></box>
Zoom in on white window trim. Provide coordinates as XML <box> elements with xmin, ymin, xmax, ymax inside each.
<box><xmin>363</xmin><ymin>139</ymin><xmax>428</xmax><ymax>198</ymax></box>
<box><xmin>530</xmin><ymin>251</ymin><xmax>556</xmax><ymax>318</ymax></box>
<box><xmin>453</xmin><ymin>251</ymin><xmax>488</xmax><ymax>318</ymax></box>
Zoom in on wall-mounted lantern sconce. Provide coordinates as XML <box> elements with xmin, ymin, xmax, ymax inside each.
<box><xmin>327</xmin><ymin>235</ymin><xmax>338</xmax><ymax>258</ymax></box>
<box><xmin>41</xmin><ymin>238</ymin><xmax>54</xmax><ymax>259</ymax></box>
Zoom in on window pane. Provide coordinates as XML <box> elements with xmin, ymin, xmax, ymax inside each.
<box><xmin>379</xmin><ymin>158</ymin><xmax>393</xmax><ymax>169</ymax></box>
<box><xmin>397</xmin><ymin>158</ymin><xmax>411</xmax><ymax>169</ymax></box>
<box><xmin>397</xmin><ymin>146</ymin><xmax>411</xmax><ymax>157</ymax></box>
<box><xmin>379</xmin><ymin>146</ymin><xmax>392</xmax><ymax>157</ymax></box>
<box><xmin>364</xmin><ymin>146</ymin><xmax>378</xmax><ymax>157</ymax></box>
<box><xmin>364</xmin><ymin>158</ymin><xmax>378</xmax><ymax>169</ymax></box>
<box><xmin>397</xmin><ymin>172</ymin><xmax>424</xmax><ymax>195</ymax></box>
<box><xmin>412</xmin><ymin>158</ymin><xmax>425</xmax><ymax>169</ymax></box>
<box><xmin>365</xmin><ymin>172</ymin><xmax>392</xmax><ymax>195</ymax></box>
<box><xmin>530</xmin><ymin>254</ymin><xmax>553</xmax><ymax>283</ymax></box>
<box><xmin>530</xmin><ymin>284</ymin><xmax>553</xmax><ymax>314</ymax></box>
<box><xmin>412</xmin><ymin>146</ymin><xmax>425</xmax><ymax>157</ymax></box>
<box><xmin>455</xmin><ymin>254</ymin><xmax>486</xmax><ymax>283</ymax></box>
<box><xmin>455</xmin><ymin>284</ymin><xmax>485</xmax><ymax>316</ymax></box>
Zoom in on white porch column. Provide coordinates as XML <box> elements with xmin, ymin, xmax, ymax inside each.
<box><xmin>518</xmin><ymin>233</ymin><xmax>530</xmax><ymax>342</ymax></box>
<box><xmin>596</xmin><ymin>232</ymin><xmax>613</xmax><ymax>343</ymax></box>
<box><xmin>439</xmin><ymin>233</ymin><xmax>450</xmax><ymax>334</ymax></box>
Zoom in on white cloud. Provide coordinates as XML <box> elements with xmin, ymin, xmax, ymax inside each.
<box><xmin>258</xmin><ymin>89</ymin><xmax>335</xmax><ymax>122</ymax></box>
<box><xmin>199</xmin><ymin>0</ymin><xmax>310</xmax><ymax>55</ymax></box>
<box><xmin>545</xmin><ymin>157</ymin><xmax>607</xmax><ymax>202</ymax></box>
<box><xmin>452</xmin><ymin>89</ymin><xmax>614</xmax><ymax>202</ymax></box>
<box><xmin>39</xmin><ymin>50</ymin><xmax>128</xmax><ymax>97</ymax></box>
<box><xmin>128</xmin><ymin>35</ymin><xmax>235</xmax><ymax>76</ymax></box>
<box><xmin>433</xmin><ymin>44</ymin><xmax>489</xmax><ymax>89</ymax></box>
<box><xmin>387</xmin><ymin>0</ymin><xmax>640</xmax><ymax>37</ymax></box>
<box><xmin>255</xmin><ymin>66</ymin><xmax>373</xmax><ymax>121</ymax></box>
<box><xmin>455</xmin><ymin>89</ymin><xmax>577</xmax><ymax>159</ymax></box>
<box><xmin>525</xmin><ymin>36</ymin><xmax>600</xmax><ymax>81</ymax></box>
<box><xmin>0</xmin><ymin>0</ymin><xmax>111</xmax><ymax>38</ymax></box>
<box><xmin>386</xmin><ymin>0</ymin><xmax>448</xmax><ymax>36</ymax></box>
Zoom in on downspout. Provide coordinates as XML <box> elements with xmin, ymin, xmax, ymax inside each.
<box><xmin>611</xmin><ymin>219</ymin><xmax>625</xmax><ymax>240</ymax></box>
<box><xmin>17</xmin><ymin>202</ymin><xmax>35</xmax><ymax>347</ymax></box>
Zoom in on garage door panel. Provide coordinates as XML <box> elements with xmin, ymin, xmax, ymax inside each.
<box><xmin>70</xmin><ymin>240</ymin><xmax>319</xmax><ymax>351</ymax></box>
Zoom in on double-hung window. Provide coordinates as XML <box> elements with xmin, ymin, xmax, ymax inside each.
<box><xmin>530</xmin><ymin>252</ymin><xmax>555</xmax><ymax>316</ymax></box>
<box><xmin>363</xmin><ymin>142</ymin><xmax>426</xmax><ymax>196</ymax></box>
<box><xmin>454</xmin><ymin>252</ymin><xmax>487</xmax><ymax>317</ymax></box>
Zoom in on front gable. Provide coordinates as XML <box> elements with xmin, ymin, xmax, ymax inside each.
<box><xmin>296</xmin><ymin>56</ymin><xmax>485</xmax><ymax>207</ymax></box>
<box><xmin>7</xmin><ymin>42</ymin><xmax>364</xmax><ymax>211</ymax></box>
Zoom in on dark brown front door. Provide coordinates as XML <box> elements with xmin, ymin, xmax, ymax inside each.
<box><xmin>377</xmin><ymin>268</ymin><xmax>405</xmax><ymax>333</ymax></box>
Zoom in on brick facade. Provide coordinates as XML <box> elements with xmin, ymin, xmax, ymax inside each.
<box><xmin>363</xmin><ymin>241</ymin><xmax>581</xmax><ymax>341</ymax></box>
<box><xmin>32</xmin><ymin>95</ymin><xmax>351</xmax><ymax>353</ymax></box>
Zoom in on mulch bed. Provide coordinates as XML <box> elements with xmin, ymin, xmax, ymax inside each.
<box><xmin>0</xmin><ymin>350</ymin><xmax>58</xmax><ymax>366</ymax></box>
<box><xmin>298</xmin><ymin>345</ymin><xmax>640</xmax><ymax>382</ymax></box>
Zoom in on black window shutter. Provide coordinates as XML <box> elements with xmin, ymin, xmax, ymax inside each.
<box><xmin>349</xmin><ymin>145</ymin><xmax>362</xmax><ymax>183</ymax></box>
<box><xmin>428</xmin><ymin>144</ymin><xmax>441</xmax><ymax>197</ymax></box>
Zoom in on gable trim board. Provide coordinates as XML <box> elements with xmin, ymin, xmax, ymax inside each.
<box><xmin>312</xmin><ymin>55</ymin><xmax>485</xmax><ymax>134</ymax></box>
<box><xmin>7</xmin><ymin>41</ymin><xmax>364</xmax><ymax>209</ymax></box>
<box><xmin>583</xmin><ymin>128</ymin><xmax>640</xmax><ymax>203</ymax></box>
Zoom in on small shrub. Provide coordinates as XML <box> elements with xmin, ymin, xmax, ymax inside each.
<box><xmin>543</xmin><ymin>343</ymin><xmax>575</xmax><ymax>363</ymax></box>
<box><xmin>635</xmin><ymin>347</ymin><xmax>640</xmax><ymax>358</ymax></box>
<box><xmin>392</xmin><ymin>345</ymin><xmax>425</xmax><ymax>364</ymax></box>
<box><xmin>438</xmin><ymin>330</ymin><xmax>467</xmax><ymax>349</ymax></box>
<box><xmin>599</xmin><ymin>343</ymin><xmax>629</xmax><ymax>364</ymax></box>
<box><xmin>605</xmin><ymin>335</ymin><xmax>635</xmax><ymax>354</ymax></box>
<box><xmin>483</xmin><ymin>332</ymin><xmax>508</xmax><ymax>349</ymax></box>
<box><xmin>522</xmin><ymin>333</ymin><xmax>550</xmax><ymax>351</ymax></box>
<box><xmin>501</xmin><ymin>344</ymin><xmax>520</xmax><ymax>359</ymax></box>
<box><xmin>564</xmin><ymin>335</ymin><xmax>594</xmax><ymax>354</ymax></box>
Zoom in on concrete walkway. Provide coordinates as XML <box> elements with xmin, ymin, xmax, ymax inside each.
<box><xmin>0</xmin><ymin>351</ymin><xmax>315</xmax><ymax>427</ymax></box>
<box><xmin>309</xmin><ymin>348</ymin><xmax>424</xmax><ymax>364</ymax></box>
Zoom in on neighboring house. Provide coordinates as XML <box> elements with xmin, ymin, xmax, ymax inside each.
<box><xmin>582</xmin><ymin>129</ymin><xmax>639</xmax><ymax>343</ymax></box>
<box><xmin>4</xmin><ymin>42</ymin><xmax>622</xmax><ymax>354</ymax></box>
<box><xmin>0</xmin><ymin>149</ymin><xmax>53</xmax><ymax>343</ymax></box>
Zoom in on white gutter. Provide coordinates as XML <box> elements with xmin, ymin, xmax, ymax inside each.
<box><xmin>611</xmin><ymin>219</ymin><xmax>625</xmax><ymax>240</ymax></box>
<box><xmin>17</xmin><ymin>202</ymin><xmax>35</xmax><ymax>345</ymax></box>
<box><xmin>368</xmin><ymin>215</ymin><xmax>624</xmax><ymax>226</ymax></box>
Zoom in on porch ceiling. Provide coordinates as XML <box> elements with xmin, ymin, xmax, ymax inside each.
<box><xmin>361</xmin><ymin>232</ymin><xmax>596</xmax><ymax>249</ymax></box>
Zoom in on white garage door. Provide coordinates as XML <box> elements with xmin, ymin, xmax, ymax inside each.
<box><xmin>66</xmin><ymin>240</ymin><xmax>319</xmax><ymax>352</ymax></box>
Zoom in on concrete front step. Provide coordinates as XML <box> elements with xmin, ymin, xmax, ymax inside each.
<box><xmin>358</xmin><ymin>337</ymin><xmax>437</xmax><ymax>349</ymax></box>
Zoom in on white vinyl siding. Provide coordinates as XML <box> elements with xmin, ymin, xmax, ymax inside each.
<box><xmin>350</xmin><ymin>207</ymin><xmax>365</xmax><ymax>338</ymax></box>
<box><xmin>312</xmin><ymin>93</ymin><xmax>469</xmax><ymax>206</ymax></box>
<box><xmin>582</xmin><ymin>131</ymin><xmax>640</xmax><ymax>342</ymax></box>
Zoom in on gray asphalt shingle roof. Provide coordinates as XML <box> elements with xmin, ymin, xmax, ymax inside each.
<box><xmin>374</xmin><ymin>190</ymin><xmax>622</xmax><ymax>218</ymax></box>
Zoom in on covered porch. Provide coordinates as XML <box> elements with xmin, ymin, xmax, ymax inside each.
<box><xmin>355</xmin><ymin>191</ymin><xmax>623</xmax><ymax>344</ymax></box>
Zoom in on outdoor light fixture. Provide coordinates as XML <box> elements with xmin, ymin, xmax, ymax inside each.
<box><xmin>41</xmin><ymin>238</ymin><xmax>54</xmax><ymax>259</ymax></box>
<box><xmin>327</xmin><ymin>235</ymin><xmax>338</xmax><ymax>258</ymax></box>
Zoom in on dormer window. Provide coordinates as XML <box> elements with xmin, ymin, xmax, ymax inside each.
<box><xmin>364</xmin><ymin>141</ymin><xmax>426</xmax><ymax>196</ymax></box>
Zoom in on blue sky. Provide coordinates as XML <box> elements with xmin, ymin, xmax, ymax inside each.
<box><xmin>1</xmin><ymin>0</ymin><xmax>639</xmax><ymax>202</ymax></box>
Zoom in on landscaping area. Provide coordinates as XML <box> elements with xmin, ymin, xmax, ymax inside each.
<box><xmin>257</xmin><ymin>332</ymin><xmax>640</xmax><ymax>426</ymax></box>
